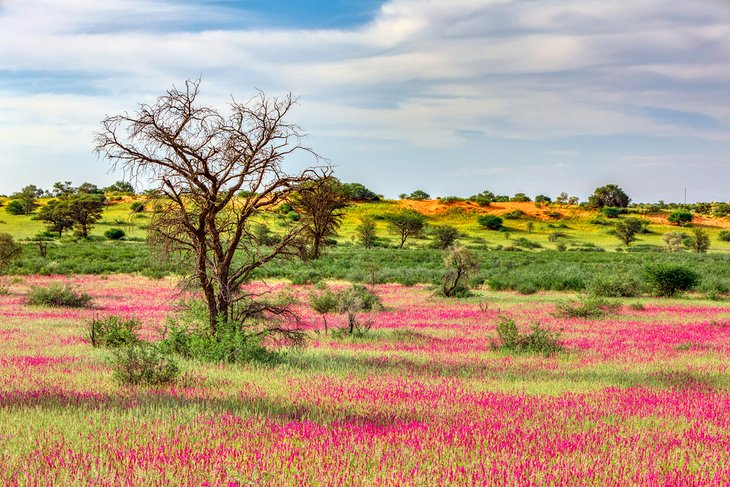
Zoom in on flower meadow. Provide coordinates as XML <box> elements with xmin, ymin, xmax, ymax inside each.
<box><xmin>1</xmin><ymin>275</ymin><xmax>730</xmax><ymax>485</ymax></box>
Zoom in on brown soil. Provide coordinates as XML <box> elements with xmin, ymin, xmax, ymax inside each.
<box><xmin>395</xmin><ymin>199</ymin><xmax>730</xmax><ymax>227</ymax></box>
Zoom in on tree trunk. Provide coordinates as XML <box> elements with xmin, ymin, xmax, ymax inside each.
<box><xmin>312</xmin><ymin>233</ymin><xmax>322</xmax><ymax>260</ymax></box>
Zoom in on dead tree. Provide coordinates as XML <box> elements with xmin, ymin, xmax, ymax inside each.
<box><xmin>95</xmin><ymin>79</ymin><xmax>326</xmax><ymax>334</ymax></box>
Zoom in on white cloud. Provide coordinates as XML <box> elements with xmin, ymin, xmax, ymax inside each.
<box><xmin>0</xmin><ymin>0</ymin><xmax>729</xmax><ymax>197</ymax></box>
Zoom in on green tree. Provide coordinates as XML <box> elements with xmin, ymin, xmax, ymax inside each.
<box><xmin>293</xmin><ymin>177</ymin><xmax>349</xmax><ymax>260</ymax></box>
<box><xmin>356</xmin><ymin>216</ymin><xmax>378</xmax><ymax>249</ymax></box>
<box><xmin>77</xmin><ymin>182</ymin><xmax>104</xmax><ymax>195</ymax></box>
<box><xmin>477</xmin><ymin>214</ymin><xmax>503</xmax><ymax>231</ymax></box>
<box><xmin>386</xmin><ymin>210</ymin><xmax>426</xmax><ymax>248</ymax></box>
<box><xmin>588</xmin><ymin>184</ymin><xmax>630</xmax><ymax>208</ymax></box>
<box><xmin>51</xmin><ymin>181</ymin><xmax>75</xmax><ymax>197</ymax></box>
<box><xmin>10</xmin><ymin>185</ymin><xmax>42</xmax><ymax>215</ymax></box>
<box><xmin>430</xmin><ymin>225</ymin><xmax>459</xmax><ymax>250</ymax></box>
<box><xmin>34</xmin><ymin>199</ymin><xmax>74</xmax><ymax>237</ymax></box>
<box><xmin>341</xmin><ymin>183</ymin><xmax>379</xmax><ymax>202</ymax></box>
<box><xmin>104</xmin><ymin>181</ymin><xmax>136</xmax><ymax>194</ymax></box>
<box><xmin>510</xmin><ymin>193</ymin><xmax>531</xmax><ymax>202</ymax></box>
<box><xmin>0</xmin><ymin>232</ymin><xmax>22</xmax><ymax>271</ymax></box>
<box><xmin>66</xmin><ymin>193</ymin><xmax>105</xmax><ymax>237</ymax></box>
<box><xmin>408</xmin><ymin>189</ymin><xmax>430</xmax><ymax>200</ymax></box>
<box><xmin>613</xmin><ymin>217</ymin><xmax>645</xmax><ymax>246</ymax></box>
<box><xmin>687</xmin><ymin>227</ymin><xmax>710</xmax><ymax>253</ymax></box>
<box><xmin>668</xmin><ymin>210</ymin><xmax>693</xmax><ymax>226</ymax></box>
<box><xmin>468</xmin><ymin>190</ymin><xmax>494</xmax><ymax>206</ymax></box>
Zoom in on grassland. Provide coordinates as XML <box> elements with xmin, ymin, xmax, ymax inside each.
<box><xmin>2</xmin><ymin>197</ymin><xmax>730</xmax><ymax>251</ymax></box>
<box><xmin>1</xmin><ymin>275</ymin><xmax>729</xmax><ymax>484</ymax></box>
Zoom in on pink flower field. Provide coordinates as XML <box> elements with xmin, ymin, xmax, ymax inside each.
<box><xmin>1</xmin><ymin>275</ymin><xmax>730</xmax><ymax>485</ymax></box>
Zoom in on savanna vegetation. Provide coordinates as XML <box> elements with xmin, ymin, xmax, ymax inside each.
<box><xmin>2</xmin><ymin>81</ymin><xmax>730</xmax><ymax>485</ymax></box>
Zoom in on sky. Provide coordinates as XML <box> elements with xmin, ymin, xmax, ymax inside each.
<box><xmin>1</xmin><ymin>0</ymin><xmax>729</xmax><ymax>202</ymax></box>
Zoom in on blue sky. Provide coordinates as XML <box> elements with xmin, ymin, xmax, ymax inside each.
<box><xmin>1</xmin><ymin>0</ymin><xmax>729</xmax><ymax>202</ymax></box>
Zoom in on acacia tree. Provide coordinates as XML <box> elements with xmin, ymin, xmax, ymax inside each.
<box><xmin>386</xmin><ymin>210</ymin><xmax>426</xmax><ymax>248</ymax></box>
<box><xmin>293</xmin><ymin>176</ymin><xmax>349</xmax><ymax>260</ymax></box>
<box><xmin>95</xmin><ymin>80</ymin><xmax>323</xmax><ymax>334</ymax></box>
<box><xmin>588</xmin><ymin>184</ymin><xmax>630</xmax><ymax>208</ymax></box>
<box><xmin>613</xmin><ymin>217</ymin><xmax>646</xmax><ymax>246</ymax></box>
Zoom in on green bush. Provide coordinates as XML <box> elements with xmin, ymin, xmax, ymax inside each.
<box><xmin>513</xmin><ymin>237</ymin><xmax>542</xmax><ymax>249</ymax></box>
<box><xmin>5</xmin><ymin>200</ymin><xmax>25</xmax><ymax>215</ymax></box>
<box><xmin>668</xmin><ymin>210</ymin><xmax>693</xmax><ymax>225</ymax></box>
<box><xmin>430</xmin><ymin>225</ymin><xmax>460</xmax><ymax>250</ymax></box>
<box><xmin>104</xmin><ymin>228</ymin><xmax>126</xmax><ymax>240</ymax></box>
<box><xmin>698</xmin><ymin>278</ymin><xmax>730</xmax><ymax>301</ymax></box>
<box><xmin>87</xmin><ymin>315</ymin><xmax>140</xmax><ymax>348</ymax></box>
<box><xmin>27</xmin><ymin>283</ymin><xmax>93</xmax><ymax>308</ymax></box>
<box><xmin>554</xmin><ymin>297</ymin><xmax>619</xmax><ymax>318</ymax></box>
<box><xmin>643</xmin><ymin>264</ymin><xmax>700</xmax><ymax>297</ymax></box>
<box><xmin>477</xmin><ymin>214</ymin><xmax>503</xmax><ymax>231</ymax></box>
<box><xmin>159</xmin><ymin>300</ymin><xmax>284</xmax><ymax>365</ymax></box>
<box><xmin>109</xmin><ymin>342</ymin><xmax>179</xmax><ymax>386</ymax></box>
<box><xmin>130</xmin><ymin>202</ymin><xmax>145</xmax><ymax>213</ymax></box>
<box><xmin>601</xmin><ymin>207</ymin><xmax>622</xmax><ymax>218</ymax></box>
<box><xmin>503</xmin><ymin>210</ymin><xmax>524</xmax><ymax>220</ymax></box>
<box><xmin>585</xmin><ymin>273</ymin><xmax>643</xmax><ymax>297</ymax></box>
<box><xmin>718</xmin><ymin>230</ymin><xmax>730</xmax><ymax>242</ymax></box>
<box><xmin>491</xmin><ymin>317</ymin><xmax>563</xmax><ymax>356</ymax></box>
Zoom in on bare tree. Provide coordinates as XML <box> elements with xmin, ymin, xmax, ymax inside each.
<box><xmin>95</xmin><ymin>79</ymin><xmax>324</xmax><ymax>334</ymax></box>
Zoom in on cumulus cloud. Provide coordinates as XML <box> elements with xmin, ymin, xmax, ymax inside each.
<box><xmin>0</xmin><ymin>0</ymin><xmax>729</xmax><ymax>197</ymax></box>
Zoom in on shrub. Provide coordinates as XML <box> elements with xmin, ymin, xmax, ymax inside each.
<box><xmin>686</xmin><ymin>227</ymin><xmax>710</xmax><ymax>253</ymax></box>
<box><xmin>477</xmin><ymin>214</ymin><xmax>503</xmax><ymax>231</ymax></box>
<box><xmin>87</xmin><ymin>315</ymin><xmax>140</xmax><ymax>348</ymax></box>
<box><xmin>27</xmin><ymin>283</ymin><xmax>93</xmax><ymax>308</ymax></box>
<box><xmin>159</xmin><ymin>317</ymin><xmax>282</xmax><ymax>365</ymax></box>
<box><xmin>601</xmin><ymin>207</ymin><xmax>622</xmax><ymax>218</ymax></box>
<box><xmin>503</xmin><ymin>210</ymin><xmax>524</xmax><ymax>220</ymax></box>
<box><xmin>109</xmin><ymin>342</ymin><xmax>179</xmax><ymax>386</ymax></box>
<box><xmin>554</xmin><ymin>297</ymin><xmax>619</xmax><ymax>318</ymax></box>
<box><xmin>491</xmin><ymin>317</ymin><xmax>563</xmax><ymax>356</ymax></box>
<box><xmin>356</xmin><ymin>216</ymin><xmax>378</xmax><ymax>249</ymax></box>
<box><xmin>337</xmin><ymin>284</ymin><xmax>382</xmax><ymax>335</ymax></box>
<box><xmin>547</xmin><ymin>231</ymin><xmax>568</xmax><ymax>242</ymax></box>
<box><xmin>586</xmin><ymin>273</ymin><xmax>643</xmax><ymax>297</ymax></box>
<box><xmin>662</xmin><ymin>232</ymin><xmax>686</xmax><ymax>252</ymax></box>
<box><xmin>668</xmin><ymin>210</ymin><xmax>693</xmax><ymax>225</ymax></box>
<box><xmin>5</xmin><ymin>200</ymin><xmax>25</xmax><ymax>215</ymax></box>
<box><xmin>699</xmin><ymin>278</ymin><xmax>730</xmax><ymax>301</ymax></box>
<box><xmin>130</xmin><ymin>201</ymin><xmax>145</xmax><ymax>213</ymax></box>
<box><xmin>441</xmin><ymin>244</ymin><xmax>479</xmax><ymax>297</ymax></box>
<box><xmin>430</xmin><ymin>225</ymin><xmax>460</xmax><ymax>250</ymax></box>
<box><xmin>643</xmin><ymin>264</ymin><xmax>700</xmax><ymax>297</ymax></box>
<box><xmin>719</xmin><ymin>230</ymin><xmax>730</xmax><ymax>242</ymax></box>
<box><xmin>104</xmin><ymin>228</ymin><xmax>126</xmax><ymax>240</ymax></box>
<box><xmin>0</xmin><ymin>232</ymin><xmax>22</xmax><ymax>271</ymax></box>
<box><xmin>513</xmin><ymin>237</ymin><xmax>542</xmax><ymax>249</ymax></box>
<box><xmin>308</xmin><ymin>284</ymin><xmax>340</xmax><ymax>333</ymax></box>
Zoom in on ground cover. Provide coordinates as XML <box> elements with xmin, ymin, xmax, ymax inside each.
<box><xmin>1</xmin><ymin>275</ymin><xmax>729</xmax><ymax>485</ymax></box>
<box><xmin>3</xmin><ymin>197</ymin><xmax>730</xmax><ymax>252</ymax></box>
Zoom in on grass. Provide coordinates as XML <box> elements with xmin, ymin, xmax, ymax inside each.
<box><xmin>3</xmin><ymin>197</ymin><xmax>730</xmax><ymax>252</ymax></box>
<box><xmin>1</xmin><ymin>276</ymin><xmax>730</xmax><ymax>484</ymax></box>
